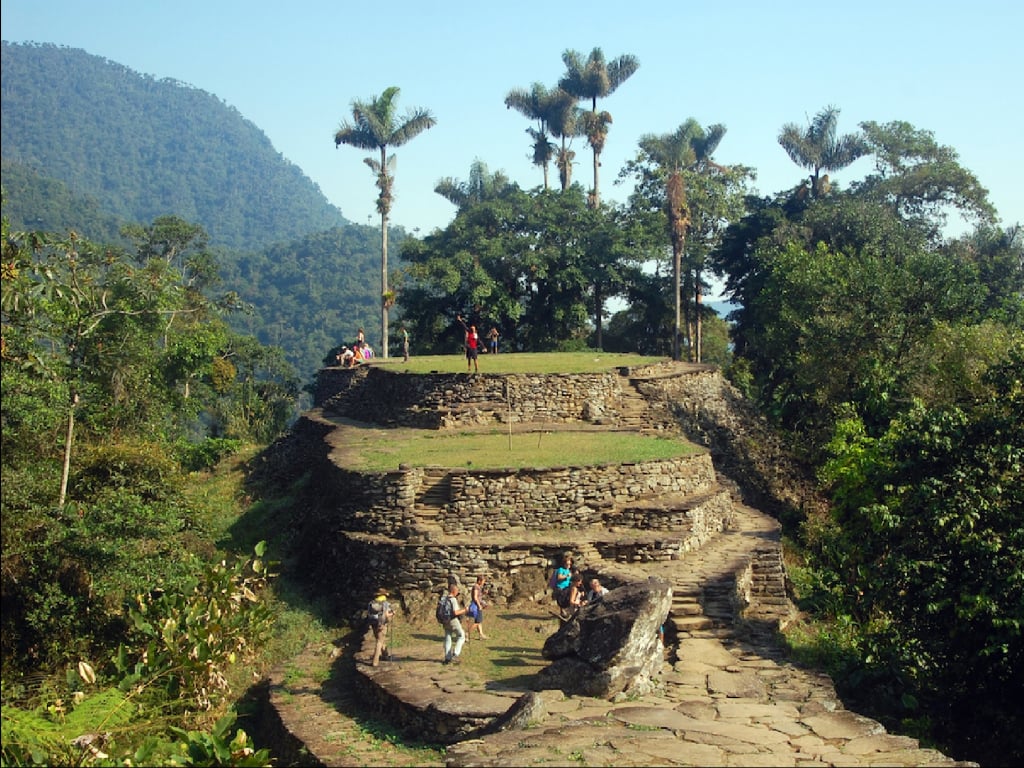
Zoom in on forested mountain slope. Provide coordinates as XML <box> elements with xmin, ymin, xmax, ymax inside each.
<box><xmin>1</xmin><ymin>41</ymin><xmax>348</xmax><ymax>250</ymax></box>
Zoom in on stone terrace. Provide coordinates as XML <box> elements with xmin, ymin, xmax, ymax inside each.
<box><xmin>260</xmin><ymin>361</ymin><xmax>973</xmax><ymax>766</ymax></box>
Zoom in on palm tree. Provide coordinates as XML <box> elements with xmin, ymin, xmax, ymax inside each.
<box><xmin>435</xmin><ymin>159</ymin><xmax>516</xmax><ymax>211</ymax></box>
<box><xmin>335</xmin><ymin>87</ymin><xmax>435</xmax><ymax>358</ymax></box>
<box><xmin>505</xmin><ymin>83</ymin><xmax>579</xmax><ymax>191</ymax></box>
<box><xmin>559</xmin><ymin>48</ymin><xmax>639</xmax><ymax>207</ymax></box>
<box><xmin>778</xmin><ymin>105</ymin><xmax>866</xmax><ymax>198</ymax></box>
<box><xmin>505</xmin><ymin>83</ymin><xmax>557</xmax><ymax>190</ymax></box>
<box><xmin>638</xmin><ymin>119</ymin><xmax>726</xmax><ymax>361</ymax></box>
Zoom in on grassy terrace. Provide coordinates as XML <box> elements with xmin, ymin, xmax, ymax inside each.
<box><xmin>342</xmin><ymin>427</ymin><xmax>702</xmax><ymax>472</ymax></box>
<box><xmin>366</xmin><ymin>351</ymin><xmax>667</xmax><ymax>374</ymax></box>
<box><xmin>330</xmin><ymin>353</ymin><xmax>697</xmax><ymax>471</ymax></box>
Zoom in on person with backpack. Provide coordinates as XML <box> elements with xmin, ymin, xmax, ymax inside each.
<box><xmin>367</xmin><ymin>587</ymin><xmax>395</xmax><ymax>667</ymax></box>
<box><xmin>548</xmin><ymin>552</ymin><xmax>574</xmax><ymax>616</ymax></box>
<box><xmin>437</xmin><ymin>581</ymin><xmax>469</xmax><ymax>664</ymax></box>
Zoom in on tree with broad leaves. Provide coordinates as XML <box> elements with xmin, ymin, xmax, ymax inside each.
<box><xmin>559</xmin><ymin>48</ymin><xmax>639</xmax><ymax>208</ymax></box>
<box><xmin>334</xmin><ymin>87</ymin><xmax>436</xmax><ymax>358</ymax></box>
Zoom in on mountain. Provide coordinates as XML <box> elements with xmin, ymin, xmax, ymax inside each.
<box><xmin>1</xmin><ymin>41</ymin><xmax>348</xmax><ymax>250</ymax></box>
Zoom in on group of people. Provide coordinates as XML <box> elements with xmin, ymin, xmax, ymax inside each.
<box><xmin>367</xmin><ymin>558</ymin><xmax>613</xmax><ymax>668</ymax></box>
<box><xmin>366</xmin><ymin>574</ymin><xmax>490</xmax><ymax>667</ymax></box>
<box><xmin>336</xmin><ymin>328</ymin><xmax>374</xmax><ymax>368</ymax></box>
<box><xmin>549</xmin><ymin>552</ymin><xmax>608</xmax><ymax>619</ymax></box>
<box><xmin>437</xmin><ymin>574</ymin><xmax>489</xmax><ymax>664</ymax></box>
<box><xmin>457</xmin><ymin>315</ymin><xmax>500</xmax><ymax>373</ymax></box>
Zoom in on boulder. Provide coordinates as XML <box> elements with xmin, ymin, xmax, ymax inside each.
<box><xmin>534</xmin><ymin>577</ymin><xmax>672</xmax><ymax>699</ymax></box>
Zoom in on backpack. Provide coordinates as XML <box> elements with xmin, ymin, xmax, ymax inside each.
<box><xmin>435</xmin><ymin>594</ymin><xmax>455</xmax><ymax>624</ymax></box>
<box><xmin>367</xmin><ymin>599</ymin><xmax>386</xmax><ymax>627</ymax></box>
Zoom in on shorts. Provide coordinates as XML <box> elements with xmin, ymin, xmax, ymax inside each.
<box><xmin>466</xmin><ymin>347</ymin><xmax>479</xmax><ymax>360</ymax></box>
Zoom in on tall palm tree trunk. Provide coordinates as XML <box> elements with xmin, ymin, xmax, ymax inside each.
<box><xmin>673</xmin><ymin>243</ymin><xmax>682</xmax><ymax>362</ymax></box>
<box><xmin>380</xmin><ymin>209</ymin><xmax>389</xmax><ymax>359</ymax></box>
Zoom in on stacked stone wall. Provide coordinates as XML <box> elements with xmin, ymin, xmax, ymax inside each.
<box><xmin>439</xmin><ymin>454</ymin><xmax>716</xmax><ymax>534</ymax></box>
<box><xmin>315</xmin><ymin>366</ymin><xmax>647</xmax><ymax>428</ymax></box>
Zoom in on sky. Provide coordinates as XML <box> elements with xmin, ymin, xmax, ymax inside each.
<box><xmin>3</xmin><ymin>0</ymin><xmax>1021</xmax><ymax>251</ymax></box>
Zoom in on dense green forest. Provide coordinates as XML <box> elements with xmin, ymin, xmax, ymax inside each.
<box><xmin>2</xmin><ymin>41</ymin><xmax>1022</xmax><ymax>767</ymax></box>
<box><xmin>1</xmin><ymin>42</ymin><xmax>348</xmax><ymax>251</ymax></box>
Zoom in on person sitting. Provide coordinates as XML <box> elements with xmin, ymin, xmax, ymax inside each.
<box><xmin>586</xmin><ymin>577</ymin><xmax>609</xmax><ymax>604</ymax></box>
<box><xmin>340</xmin><ymin>346</ymin><xmax>356</xmax><ymax>368</ymax></box>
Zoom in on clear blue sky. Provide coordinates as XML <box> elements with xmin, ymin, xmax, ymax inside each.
<box><xmin>3</xmin><ymin>0</ymin><xmax>1021</xmax><ymax>243</ymax></box>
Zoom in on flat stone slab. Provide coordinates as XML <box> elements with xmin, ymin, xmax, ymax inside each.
<box><xmin>804</xmin><ymin>710</ymin><xmax>884</xmax><ymax>740</ymax></box>
<box><xmin>612</xmin><ymin>705</ymin><xmax>696</xmax><ymax>731</ymax></box>
<box><xmin>707</xmin><ymin>668</ymin><xmax>767</xmax><ymax>699</ymax></box>
<box><xmin>432</xmin><ymin>691</ymin><xmax>514</xmax><ymax>718</ymax></box>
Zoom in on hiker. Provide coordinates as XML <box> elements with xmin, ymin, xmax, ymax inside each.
<box><xmin>586</xmin><ymin>577</ymin><xmax>609</xmax><ymax>604</ymax></box>
<box><xmin>367</xmin><ymin>587</ymin><xmax>395</xmax><ymax>667</ymax></box>
<box><xmin>340</xmin><ymin>345</ymin><xmax>356</xmax><ymax>368</ymax></box>
<box><xmin>401</xmin><ymin>326</ymin><xmax>410</xmax><ymax>362</ymax></box>
<box><xmin>549</xmin><ymin>553</ymin><xmax>573</xmax><ymax>615</ymax></box>
<box><xmin>468</xmin><ymin>574</ymin><xmax>489</xmax><ymax>640</ymax></box>
<box><xmin>566</xmin><ymin>571</ymin><xmax>587</xmax><ymax>615</ymax></box>
<box><xmin>438</xmin><ymin>581</ymin><xmax>470</xmax><ymax>664</ymax></box>
<box><xmin>456</xmin><ymin>315</ymin><xmax>479</xmax><ymax>373</ymax></box>
<box><xmin>487</xmin><ymin>326</ymin><xmax>499</xmax><ymax>355</ymax></box>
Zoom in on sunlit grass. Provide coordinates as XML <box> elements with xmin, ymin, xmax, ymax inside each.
<box><xmin>361</xmin><ymin>351</ymin><xmax>666</xmax><ymax>375</ymax></box>
<box><xmin>345</xmin><ymin>428</ymin><xmax>702</xmax><ymax>472</ymax></box>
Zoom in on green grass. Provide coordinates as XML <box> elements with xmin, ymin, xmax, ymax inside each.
<box><xmin>364</xmin><ymin>351</ymin><xmax>667</xmax><ymax>375</ymax></box>
<box><xmin>345</xmin><ymin>428</ymin><xmax>702</xmax><ymax>472</ymax></box>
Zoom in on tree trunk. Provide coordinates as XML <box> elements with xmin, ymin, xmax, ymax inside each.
<box><xmin>59</xmin><ymin>392</ymin><xmax>79</xmax><ymax>507</ymax></box>
<box><xmin>695</xmin><ymin>278</ymin><xmax>703</xmax><ymax>363</ymax></box>
<box><xmin>381</xmin><ymin>208</ymin><xmax>389</xmax><ymax>359</ymax></box>
<box><xmin>673</xmin><ymin>242</ymin><xmax>682</xmax><ymax>362</ymax></box>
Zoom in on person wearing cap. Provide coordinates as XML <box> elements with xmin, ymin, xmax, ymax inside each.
<box><xmin>368</xmin><ymin>587</ymin><xmax>394</xmax><ymax>666</ymax></box>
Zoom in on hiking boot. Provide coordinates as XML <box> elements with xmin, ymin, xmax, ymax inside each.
<box><xmin>450</xmin><ymin>655</ymin><xmax>461</xmax><ymax>665</ymax></box>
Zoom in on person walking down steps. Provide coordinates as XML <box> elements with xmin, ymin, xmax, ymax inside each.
<box><xmin>367</xmin><ymin>587</ymin><xmax>395</xmax><ymax>667</ymax></box>
<box><xmin>437</xmin><ymin>581</ymin><xmax>470</xmax><ymax>664</ymax></box>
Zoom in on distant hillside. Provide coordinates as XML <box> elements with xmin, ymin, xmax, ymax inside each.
<box><xmin>1</xmin><ymin>41</ymin><xmax>348</xmax><ymax>250</ymax></box>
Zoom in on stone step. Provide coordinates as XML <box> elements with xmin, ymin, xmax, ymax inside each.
<box><xmin>670</xmin><ymin>614</ymin><xmax>715</xmax><ymax>631</ymax></box>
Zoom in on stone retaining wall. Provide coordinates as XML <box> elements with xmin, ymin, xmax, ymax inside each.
<box><xmin>440</xmin><ymin>454</ymin><xmax>717</xmax><ymax>534</ymax></box>
<box><xmin>314</xmin><ymin>365</ymin><xmax>654</xmax><ymax>428</ymax></box>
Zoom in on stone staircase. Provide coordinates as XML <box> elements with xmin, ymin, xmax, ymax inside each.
<box><xmin>413</xmin><ymin>467</ymin><xmax>450</xmax><ymax>535</ymax></box>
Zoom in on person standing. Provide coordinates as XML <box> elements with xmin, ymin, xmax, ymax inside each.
<box><xmin>401</xmin><ymin>326</ymin><xmax>410</xmax><ymax>363</ymax></box>
<box><xmin>440</xmin><ymin>581</ymin><xmax>469</xmax><ymax>664</ymax></box>
<box><xmin>549</xmin><ymin>552</ymin><xmax>574</xmax><ymax>616</ymax></box>
<box><xmin>566</xmin><ymin>571</ymin><xmax>587</xmax><ymax>615</ymax></box>
<box><xmin>487</xmin><ymin>326</ymin><xmax>499</xmax><ymax>355</ymax></box>
<box><xmin>468</xmin><ymin>574</ymin><xmax>489</xmax><ymax>640</ymax></box>
<box><xmin>457</xmin><ymin>315</ymin><xmax>479</xmax><ymax>373</ymax></box>
<box><xmin>367</xmin><ymin>587</ymin><xmax>394</xmax><ymax>667</ymax></box>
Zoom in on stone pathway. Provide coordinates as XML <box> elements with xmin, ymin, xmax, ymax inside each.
<box><xmin>268</xmin><ymin>499</ymin><xmax>974</xmax><ymax>767</ymax></box>
<box><xmin>443</xmin><ymin>502</ymin><xmax>971</xmax><ymax>766</ymax></box>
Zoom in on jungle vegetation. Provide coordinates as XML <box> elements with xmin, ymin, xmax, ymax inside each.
<box><xmin>1</xmin><ymin>39</ymin><xmax>1021</xmax><ymax>766</ymax></box>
